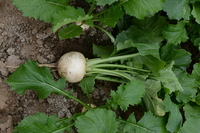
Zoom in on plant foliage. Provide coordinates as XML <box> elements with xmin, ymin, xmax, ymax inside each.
<box><xmin>7</xmin><ymin>0</ymin><xmax>200</xmax><ymax>132</ymax></box>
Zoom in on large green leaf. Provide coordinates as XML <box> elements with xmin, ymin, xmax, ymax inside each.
<box><xmin>131</xmin><ymin>15</ymin><xmax>166</xmax><ymax>43</ymax></box>
<box><xmin>122</xmin><ymin>0</ymin><xmax>166</xmax><ymax>19</ymax></box>
<box><xmin>116</xmin><ymin>14</ymin><xmax>166</xmax><ymax>43</ymax></box>
<box><xmin>192</xmin><ymin>63</ymin><xmax>200</xmax><ymax>83</ymax></box>
<box><xmin>6</xmin><ymin>60</ymin><xmax>66</xmax><ymax>99</ymax></box>
<box><xmin>179</xmin><ymin>104</ymin><xmax>200</xmax><ymax>133</ymax></box>
<box><xmin>174</xmin><ymin>68</ymin><xmax>197</xmax><ymax>103</ymax></box>
<box><xmin>75</xmin><ymin>108</ymin><xmax>119</xmax><ymax>133</ymax></box>
<box><xmin>130</xmin><ymin>55</ymin><xmax>166</xmax><ymax>74</ymax></box>
<box><xmin>163</xmin><ymin>95</ymin><xmax>182</xmax><ymax>133</ymax></box>
<box><xmin>124</xmin><ymin>112</ymin><xmax>167</xmax><ymax>133</ymax></box>
<box><xmin>52</xmin><ymin>7</ymin><xmax>92</xmax><ymax>32</ymax></box>
<box><xmin>192</xmin><ymin>2</ymin><xmax>200</xmax><ymax>24</ymax></box>
<box><xmin>12</xmin><ymin>0</ymin><xmax>67</xmax><ymax>23</ymax></box>
<box><xmin>92</xmin><ymin>44</ymin><xmax>114</xmax><ymax>58</ymax></box>
<box><xmin>160</xmin><ymin>43</ymin><xmax>191</xmax><ymax>68</ymax></box>
<box><xmin>154</xmin><ymin>62</ymin><xmax>183</xmax><ymax>94</ymax></box>
<box><xmin>163</xmin><ymin>0</ymin><xmax>191</xmax><ymax>20</ymax></box>
<box><xmin>162</xmin><ymin>21</ymin><xmax>189</xmax><ymax>45</ymax></box>
<box><xmin>115</xmin><ymin>15</ymin><xmax>166</xmax><ymax>59</ymax></box>
<box><xmin>13</xmin><ymin>112</ymin><xmax>67</xmax><ymax>133</ymax></box>
<box><xmin>99</xmin><ymin>5</ymin><xmax>124</xmax><ymax>28</ymax></box>
<box><xmin>58</xmin><ymin>23</ymin><xmax>83</xmax><ymax>39</ymax></box>
<box><xmin>108</xmin><ymin>80</ymin><xmax>145</xmax><ymax>111</ymax></box>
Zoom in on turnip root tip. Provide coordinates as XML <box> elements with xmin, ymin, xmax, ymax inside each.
<box><xmin>58</xmin><ymin>51</ymin><xmax>86</xmax><ymax>83</ymax></box>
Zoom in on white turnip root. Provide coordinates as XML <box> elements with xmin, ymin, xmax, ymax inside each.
<box><xmin>58</xmin><ymin>51</ymin><xmax>86</xmax><ymax>83</ymax></box>
<box><xmin>57</xmin><ymin>51</ymin><xmax>146</xmax><ymax>83</ymax></box>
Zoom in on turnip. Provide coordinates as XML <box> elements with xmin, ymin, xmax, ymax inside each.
<box><xmin>58</xmin><ymin>51</ymin><xmax>86</xmax><ymax>83</ymax></box>
<box><xmin>57</xmin><ymin>51</ymin><xmax>150</xmax><ymax>83</ymax></box>
<box><xmin>6</xmin><ymin>51</ymin><xmax>150</xmax><ymax>83</ymax></box>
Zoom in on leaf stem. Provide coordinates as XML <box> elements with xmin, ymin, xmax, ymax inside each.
<box><xmin>93</xmin><ymin>25</ymin><xmax>116</xmax><ymax>43</ymax></box>
<box><xmin>59</xmin><ymin>90</ymin><xmax>90</xmax><ymax>110</ymax></box>
<box><xmin>87</xmin><ymin>53</ymin><xmax>140</xmax><ymax>66</ymax></box>
<box><xmin>94</xmin><ymin>75</ymin><xmax>127</xmax><ymax>83</ymax></box>
<box><xmin>86</xmin><ymin>68</ymin><xmax>133</xmax><ymax>81</ymax></box>
<box><xmin>46</xmin><ymin>1</ymin><xmax>67</xmax><ymax>7</ymax></box>
<box><xmin>53</xmin><ymin>123</ymin><xmax>75</xmax><ymax>133</ymax></box>
<box><xmin>90</xmin><ymin>64</ymin><xmax>150</xmax><ymax>72</ymax></box>
<box><xmin>117</xmin><ymin>119</ymin><xmax>154</xmax><ymax>133</ymax></box>
<box><xmin>88</xmin><ymin>0</ymin><xmax>96</xmax><ymax>15</ymax></box>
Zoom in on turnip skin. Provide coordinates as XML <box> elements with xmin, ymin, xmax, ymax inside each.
<box><xmin>58</xmin><ymin>51</ymin><xmax>86</xmax><ymax>83</ymax></box>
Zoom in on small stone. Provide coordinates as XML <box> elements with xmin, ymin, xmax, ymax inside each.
<box><xmin>46</xmin><ymin>27</ymin><xmax>52</xmax><ymax>36</ymax></box>
<box><xmin>7</xmin><ymin>47</ymin><xmax>15</xmax><ymax>55</ymax></box>
<box><xmin>0</xmin><ymin>93</ymin><xmax>9</xmax><ymax>109</ymax></box>
<box><xmin>0</xmin><ymin>115</ymin><xmax>13</xmax><ymax>132</ymax></box>
<box><xmin>47</xmin><ymin>98</ymin><xmax>54</xmax><ymax>104</ymax></box>
<box><xmin>37</xmin><ymin>55</ymin><xmax>47</xmax><ymax>64</ymax></box>
<box><xmin>0</xmin><ymin>61</ymin><xmax>9</xmax><ymax>76</ymax></box>
<box><xmin>36</xmin><ymin>39</ymin><xmax>43</xmax><ymax>45</ymax></box>
<box><xmin>47</xmin><ymin>54</ymin><xmax>56</xmax><ymax>62</ymax></box>
<box><xmin>5</xmin><ymin>55</ymin><xmax>22</xmax><ymax>73</ymax></box>
<box><xmin>32</xmin><ymin>28</ymin><xmax>38</xmax><ymax>35</ymax></box>
<box><xmin>57</xmin><ymin>110</ymin><xmax>65</xmax><ymax>118</ymax></box>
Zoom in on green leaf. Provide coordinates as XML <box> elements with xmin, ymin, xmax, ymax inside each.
<box><xmin>58</xmin><ymin>23</ymin><xmax>82</xmax><ymax>39</ymax></box>
<box><xmin>194</xmin><ymin>38</ymin><xmax>200</xmax><ymax>50</ymax></box>
<box><xmin>130</xmin><ymin>55</ymin><xmax>166</xmax><ymax>74</ymax></box>
<box><xmin>12</xmin><ymin>0</ymin><xmax>67</xmax><ymax>23</ymax></box>
<box><xmin>160</xmin><ymin>43</ymin><xmax>191</xmax><ymax>68</ymax></box>
<box><xmin>192</xmin><ymin>2</ymin><xmax>200</xmax><ymax>24</ymax></box>
<box><xmin>99</xmin><ymin>5</ymin><xmax>123</xmax><ymax>28</ymax></box>
<box><xmin>52</xmin><ymin>6</ymin><xmax>92</xmax><ymax>32</ymax></box>
<box><xmin>162</xmin><ymin>21</ymin><xmax>189</xmax><ymax>45</ymax></box>
<box><xmin>75</xmin><ymin>108</ymin><xmax>119</xmax><ymax>133</ymax></box>
<box><xmin>133</xmin><ymin>42</ymin><xmax>160</xmax><ymax>59</ymax></box>
<box><xmin>174</xmin><ymin>68</ymin><xmax>197</xmax><ymax>103</ymax></box>
<box><xmin>93</xmin><ymin>44</ymin><xmax>114</xmax><ymax>58</ymax></box>
<box><xmin>154</xmin><ymin>61</ymin><xmax>183</xmax><ymax>94</ymax></box>
<box><xmin>95</xmin><ymin>0</ymin><xmax>119</xmax><ymax>6</ymax></box>
<box><xmin>163</xmin><ymin>0</ymin><xmax>191</xmax><ymax>20</ymax></box>
<box><xmin>124</xmin><ymin>112</ymin><xmax>167</xmax><ymax>133</ymax></box>
<box><xmin>195</xmin><ymin>93</ymin><xmax>200</xmax><ymax>106</ymax></box>
<box><xmin>180</xmin><ymin>115</ymin><xmax>200</xmax><ymax>133</ymax></box>
<box><xmin>6</xmin><ymin>60</ymin><xmax>66</xmax><ymax>99</ymax></box>
<box><xmin>131</xmin><ymin>14</ymin><xmax>166</xmax><ymax>43</ymax></box>
<box><xmin>122</xmin><ymin>0</ymin><xmax>166</xmax><ymax>19</ymax></box>
<box><xmin>13</xmin><ymin>112</ymin><xmax>66</xmax><ymax>133</ymax></box>
<box><xmin>115</xmin><ymin>15</ymin><xmax>166</xmax><ymax>59</ymax></box>
<box><xmin>109</xmin><ymin>80</ymin><xmax>145</xmax><ymax>111</ymax></box>
<box><xmin>79</xmin><ymin>76</ymin><xmax>96</xmax><ymax>94</ymax></box>
<box><xmin>192</xmin><ymin>63</ymin><xmax>200</xmax><ymax>83</ymax></box>
<box><xmin>143</xmin><ymin>79</ymin><xmax>165</xmax><ymax>116</ymax></box>
<box><xmin>163</xmin><ymin>95</ymin><xmax>182</xmax><ymax>133</ymax></box>
<box><xmin>180</xmin><ymin>104</ymin><xmax>200</xmax><ymax>133</ymax></box>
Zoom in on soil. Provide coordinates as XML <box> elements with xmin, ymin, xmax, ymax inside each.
<box><xmin>0</xmin><ymin>0</ymin><xmax>119</xmax><ymax>132</ymax></box>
